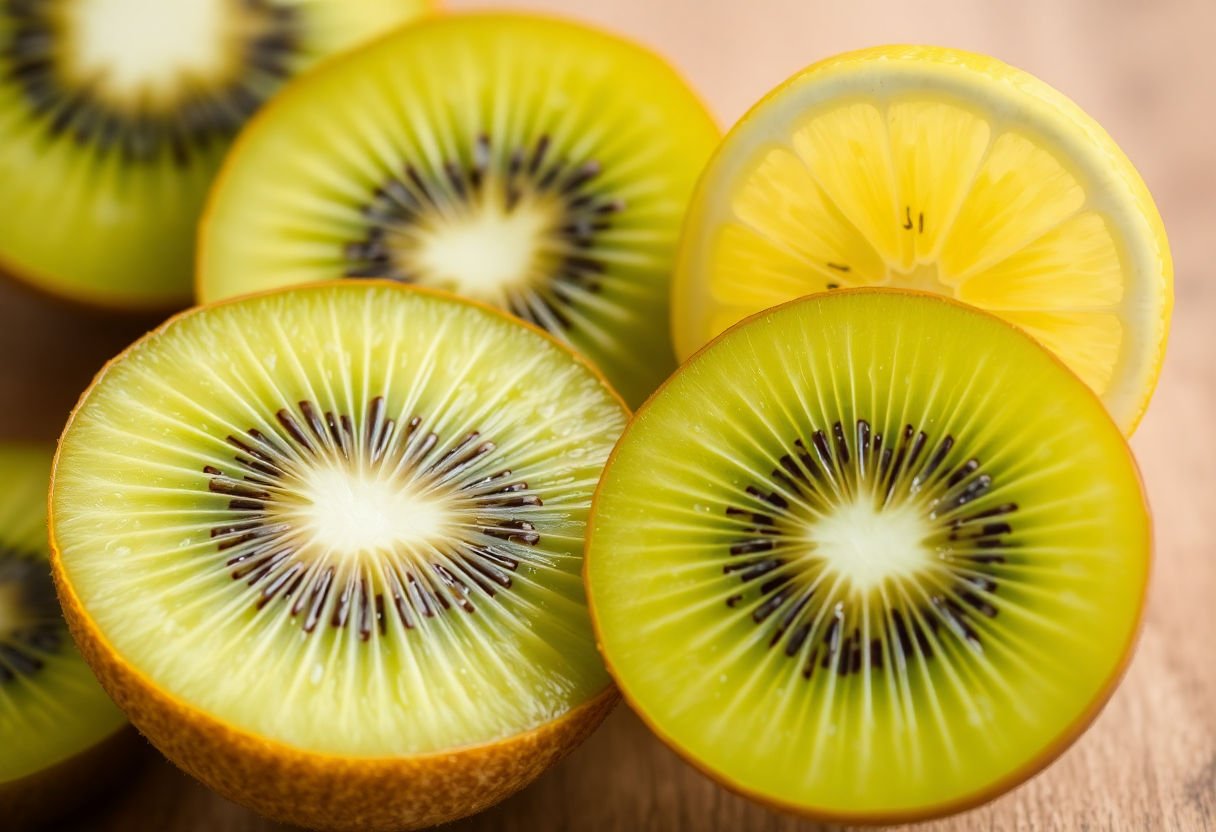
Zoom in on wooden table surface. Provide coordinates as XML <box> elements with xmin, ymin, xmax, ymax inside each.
<box><xmin>9</xmin><ymin>0</ymin><xmax>1212</xmax><ymax>829</ymax></box>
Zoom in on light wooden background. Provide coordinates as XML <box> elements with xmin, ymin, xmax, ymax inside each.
<box><xmin>8</xmin><ymin>0</ymin><xmax>1211</xmax><ymax>829</ymax></box>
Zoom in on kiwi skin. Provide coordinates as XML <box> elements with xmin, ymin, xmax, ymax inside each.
<box><xmin>586</xmin><ymin>287</ymin><xmax>1151</xmax><ymax>825</ymax></box>
<box><xmin>1</xmin><ymin>727</ymin><xmax>142</xmax><ymax>830</ymax></box>
<box><xmin>49</xmin><ymin>280</ymin><xmax>626</xmax><ymax>831</ymax></box>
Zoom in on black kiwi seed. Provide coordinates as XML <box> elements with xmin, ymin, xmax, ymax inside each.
<box><xmin>0</xmin><ymin>551</ymin><xmax>64</xmax><ymax>684</ymax></box>
<box><xmin>343</xmin><ymin>133</ymin><xmax>624</xmax><ymax>333</ymax></box>
<box><xmin>204</xmin><ymin>397</ymin><xmax>544</xmax><ymax>639</ymax></box>
<box><xmin>723</xmin><ymin>419</ymin><xmax>1017</xmax><ymax>679</ymax></box>
<box><xmin>0</xmin><ymin>0</ymin><xmax>299</xmax><ymax>163</ymax></box>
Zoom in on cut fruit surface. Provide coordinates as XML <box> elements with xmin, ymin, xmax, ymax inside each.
<box><xmin>673</xmin><ymin>45</ymin><xmax>1171</xmax><ymax>434</ymax></box>
<box><xmin>588</xmin><ymin>290</ymin><xmax>1150</xmax><ymax>822</ymax></box>
<box><xmin>52</xmin><ymin>281</ymin><xmax>625</xmax><ymax>756</ymax></box>
<box><xmin>0</xmin><ymin>0</ymin><xmax>431</xmax><ymax>308</ymax></box>
<box><xmin>0</xmin><ymin>446</ymin><xmax>126</xmax><ymax>792</ymax></box>
<box><xmin>198</xmin><ymin>12</ymin><xmax>720</xmax><ymax>407</ymax></box>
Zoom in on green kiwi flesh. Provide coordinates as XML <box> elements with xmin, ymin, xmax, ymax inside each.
<box><xmin>0</xmin><ymin>445</ymin><xmax>128</xmax><ymax>827</ymax></box>
<box><xmin>51</xmin><ymin>281</ymin><xmax>627</xmax><ymax>764</ymax></box>
<box><xmin>198</xmin><ymin>12</ymin><xmax>720</xmax><ymax>407</ymax></box>
<box><xmin>0</xmin><ymin>0</ymin><xmax>430</xmax><ymax>307</ymax></box>
<box><xmin>586</xmin><ymin>290</ymin><xmax>1150</xmax><ymax>822</ymax></box>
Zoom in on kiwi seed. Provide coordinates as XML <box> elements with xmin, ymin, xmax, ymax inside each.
<box><xmin>344</xmin><ymin>133</ymin><xmax>622</xmax><ymax>331</ymax></box>
<box><xmin>204</xmin><ymin>396</ymin><xmax>546</xmax><ymax>637</ymax></box>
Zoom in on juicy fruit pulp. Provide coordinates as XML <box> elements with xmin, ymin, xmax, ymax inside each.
<box><xmin>587</xmin><ymin>291</ymin><xmax>1149</xmax><ymax>821</ymax></box>
<box><xmin>51</xmin><ymin>282</ymin><xmax>627</xmax><ymax>760</ymax></box>
<box><xmin>198</xmin><ymin>12</ymin><xmax>720</xmax><ymax>407</ymax></box>
<box><xmin>0</xmin><ymin>446</ymin><xmax>126</xmax><ymax>789</ymax></box>
<box><xmin>0</xmin><ymin>0</ymin><xmax>430</xmax><ymax>307</ymax></box>
<box><xmin>673</xmin><ymin>45</ymin><xmax>1172</xmax><ymax>434</ymax></box>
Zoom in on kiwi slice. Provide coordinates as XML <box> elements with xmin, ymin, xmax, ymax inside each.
<box><xmin>0</xmin><ymin>0</ymin><xmax>431</xmax><ymax>308</ymax></box>
<box><xmin>50</xmin><ymin>281</ymin><xmax>628</xmax><ymax>831</ymax></box>
<box><xmin>586</xmin><ymin>290</ymin><xmax>1150</xmax><ymax>822</ymax></box>
<box><xmin>0</xmin><ymin>445</ymin><xmax>128</xmax><ymax>828</ymax></box>
<box><xmin>197</xmin><ymin>12</ymin><xmax>720</xmax><ymax>407</ymax></box>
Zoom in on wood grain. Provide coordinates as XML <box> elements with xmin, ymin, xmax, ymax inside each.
<box><xmin>13</xmin><ymin>0</ymin><xmax>1214</xmax><ymax>829</ymax></box>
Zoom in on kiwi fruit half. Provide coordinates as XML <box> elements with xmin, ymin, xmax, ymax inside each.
<box><xmin>586</xmin><ymin>290</ymin><xmax>1150</xmax><ymax>822</ymax></box>
<box><xmin>0</xmin><ymin>0</ymin><xmax>431</xmax><ymax>309</ymax></box>
<box><xmin>0</xmin><ymin>445</ymin><xmax>129</xmax><ymax>828</ymax></box>
<box><xmin>49</xmin><ymin>281</ymin><xmax>628</xmax><ymax>831</ymax></box>
<box><xmin>197</xmin><ymin>12</ymin><xmax>720</xmax><ymax>407</ymax></box>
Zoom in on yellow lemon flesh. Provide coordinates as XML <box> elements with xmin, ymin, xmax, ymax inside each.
<box><xmin>674</xmin><ymin>46</ymin><xmax>1171</xmax><ymax>434</ymax></box>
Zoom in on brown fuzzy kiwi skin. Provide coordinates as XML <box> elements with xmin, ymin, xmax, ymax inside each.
<box><xmin>587</xmin><ymin>287</ymin><xmax>1152</xmax><ymax>826</ymax></box>
<box><xmin>48</xmin><ymin>279</ymin><xmax>626</xmax><ymax>831</ymax></box>
<box><xmin>0</xmin><ymin>726</ymin><xmax>142</xmax><ymax>830</ymax></box>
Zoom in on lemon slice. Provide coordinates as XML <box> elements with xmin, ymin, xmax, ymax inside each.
<box><xmin>673</xmin><ymin>46</ymin><xmax>1172</xmax><ymax>434</ymax></box>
